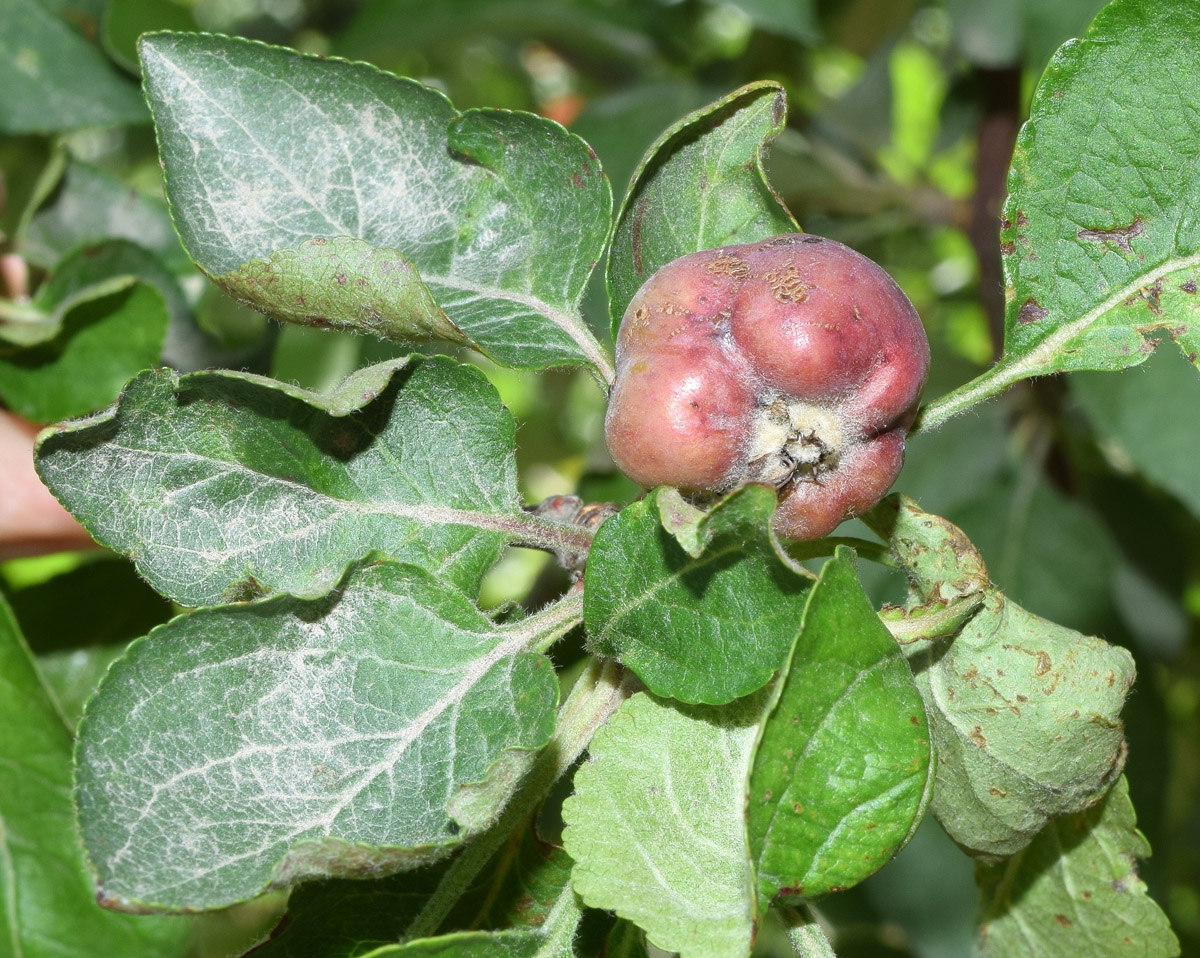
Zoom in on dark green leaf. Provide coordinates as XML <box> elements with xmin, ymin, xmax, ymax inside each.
<box><xmin>868</xmin><ymin>497</ymin><xmax>1135</xmax><ymax>858</ymax></box>
<box><xmin>562</xmin><ymin>690</ymin><xmax>762</xmax><ymax>958</ymax></box>
<box><xmin>36</xmin><ymin>356</ymin><xmax>534</xmax><ymax>606</ymax></box>
<box><xmin>139</xmin><ymin>32</ymin><xmax>613</xmax><ymax>378</ymax></box>
<box><xmin>976</xmin><ymin>777</ymin><xmax>1179</xmax><ymax>957</ymax></box>
<box><xmin>584</xmin><ymin>485</ymin><xmax>810</xmax><ymax>705</ymax></box>
<box><xmin>748</xmin><ymin>547</ymin><xmax>932</xmax><ymax>904</ymax></box>
<box><xmin>0</xmin><ymin>0</ymin><xmax>147</xmax><ymax>133</ymax></box>
<box><xmin>606</xmin><ymin>81</ymin><xmax>798</xmax><ymax>336</ymax></box>
<box><xmin>76</xmin><ymin>559</ymin><xmax>564</xmax><ymax>911</ymax></box>
<box><xmin>0</xmin><ymin>594</ymin><xmax>192</xmax><ymax>955</ymax></box>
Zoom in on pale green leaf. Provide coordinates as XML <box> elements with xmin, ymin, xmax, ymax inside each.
<box><xmin>606</xmin><ymin>81</ymin><xmax>799</xmax><ymax>336</ymax></box>
<box><xmin>35</xmin><ymin>356</ymin><xmax>548</xmax><ymax>607</ymax></box>
<box><xmin>867</xmin><ymin>497</ymin><xmax>1135</xmax><ymax>857</ymax></box>
<box><xmin>562</xmin><ymin>691</ymin><xmax>761</xmax><ymax>958</ymax></box>
<box><xmin>139</xmin><ymin>32</ymin><xmax>613</xmax><ymax>378</ymax></box>
<box><xmin>76</xmin><ymin>559</ymin><xmax>564</xmax><ymax>911</ymax></box>
<box><xmin>976</xmin><ymin>777</ymin><xmax>1179</xmax><ymax>957</ymax></box>
<box><xmin>748</xmin><ymin>547</ymin><xmax>932</xmax><ymax>903</ymax></box>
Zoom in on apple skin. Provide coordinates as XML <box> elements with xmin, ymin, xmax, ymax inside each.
<box><xmin>605</xmin><ymin>234</ymin><xmax>929</xmax><ymax>540</ymax></box>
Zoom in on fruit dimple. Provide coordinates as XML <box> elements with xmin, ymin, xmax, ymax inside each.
<box><xmin>605</xmin><ymin>234</ymin><xmax>929</xmax><ymax>539</ymax></box>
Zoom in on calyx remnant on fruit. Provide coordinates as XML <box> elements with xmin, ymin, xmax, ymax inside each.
<box><xmin>604</xmin><ymin>234</ymin><xmax>930</xmax><ymax>540</ymax></box>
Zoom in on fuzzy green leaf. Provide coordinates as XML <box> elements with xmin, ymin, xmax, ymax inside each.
<box><xmin>76</xmin><ymin>559</ymin><xmax>564</xmax><ymax>911</ymax></box>
<box><xmin>606</xmin><ymin>81</ymin><xmax>799</xmax><ymax>336</ymax></box>
<box><xmin>0</xmin><ymin>594</ymin><xmax>192</xmax><ymax>956</ymax></box>
<box><xmin>138</xmin><ymin>32</ymin><xmax>613</xmax><ymax>378</ymax></box>
<box><xmin>584</xmin><ymin>485</ymin><xmax>810</xmax><ymax>705</ymax></box>
<box><xmin>748</xmin><ymin>547</ymin><xmax>932</xmax><ymax>903</ymax></box>
<box><xmin>976</xmin><ymin>777</ymin><xmax>1179</xmax><ymax>957</ymax></box>
<box><xmin>562</xmin><ymin>691</ymin><xmax>762</xmax><ymax>958</ymax></box>
<box><xmin>867</xmin><ymin>496</ymin><xmax>1135</xmax><ymax>858</ymax></box>
<box><xmin>36</xmin><ymin>356</ymin><xmax>532</xmax><ymax>607</ymax></box>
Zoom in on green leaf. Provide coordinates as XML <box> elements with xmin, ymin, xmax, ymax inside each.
<box><xmin>0</xmin><ymin>242</ymin><xmax>170</xmax><ymax>421</ymax></box>
<box><xmin>922</xmin><ymin>0</ymin><xmax>1200</xmax><ymax>427</ymax></box>
<box><xmin>562</xmin><ymin>691</ymin><xmax>762</xmax><ymax>958</ymax></box>
<box><xmin>867</xmin><ymin>497</ymin><xmax>1135</xmax><ymax>858</ymax></box>
<box><xmin>36</xmin><ymin>356</ymin><xmax>533</xmax><ymax>607</ymax></box>
<box><xmin>747</xmin><ymin>547</ymin><xmax>933</xmax><ymax>904</ymax></box>
<box><xmin>76</xmin><ymin>558</ymin><xmax>564</xmax><ymax>911</ymax></box>
<box><xmin>0</xmin><ymin>594</ymin><xmax>193</xmax><ymax>956</ymax></box>
<box><xmin>584</xmin><ymin>485</ymin><xmax>810</xmax><ymax>705</ymax></box>
<box><xmin>606</xmin><ymin>81</ymin><xmax>798</xmax><ymax>336</ymax></box>
<box><xmin>0</xmin><ymin>0</ymin><xmax>147</xmax><ymax>133</ymax></box>
<box><xmin>21</xmin><ymin>159</ymin><xmax>191</xmax><ymax>273</ymax></box>
<box><xmin>138</xmin><ymin>32</ymin><xmax>613</xmax><ymax>378</ymax></box>
<box><xmin>976</xmin><ymin>777</ymin><xmax>1179</xmax><ymax>957</ymax></box>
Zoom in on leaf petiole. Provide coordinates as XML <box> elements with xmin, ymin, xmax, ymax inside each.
<box><xmin>403</xmin><ymin>656</ymin><xmax>637</xmax><ymax>940</ymax></box>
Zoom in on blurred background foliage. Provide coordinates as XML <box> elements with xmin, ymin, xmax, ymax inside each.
<box><xmin>2</xmin><ymin>0</ymin><xmax>1197</xmax><ymax>956</ymax></box>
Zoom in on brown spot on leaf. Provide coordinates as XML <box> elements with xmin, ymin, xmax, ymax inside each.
<box><xmin>1054</xmin><ymin>915</ymin><xmax>1074</xmax><ymax>928</ymax></box>
<box><xmin>572</xmin><ymin>172</ymin><xmax>584</xmax><ymax>188</ymax></box>
<box><xmin>1016</xmin><ymin>211</ymin><xmax>1029</xmax><ymax>227</ymax></box>
<box><xmin>910</xmin><ymin>715</ymin><xmax>920</xmax><ymax>725</ymax></box>
<box><xmin>1018</xmin><ymin>299</ymin><xmax>1049</xmax><ymax>324</ymax></box>
<box><xmin>989</xmin><ymin>786</ymin><xmax>1007</xmax><ymax>796</ymax></box>
<box><xmin>1182</xmin><ymin>279</ymin><xmax>1198</xmax><ymax>294</ymax></box>
<box><xmin>1000</xmin><ymin>241</ymin><xmax>1017</xmax><ymax>256</ymax></box>
<box><xmin>335</xmin><ymin>272</ymin><xmax>347</xmax><ymax>286</ymax></box>
<box><xmin>1035</xmin><ymin>651</ymin><xmax>1052</xmax><ymax>676</ymax></box>
<box><xmin>1077</xmin><ymin>217</ymin><xmax>1144</xmax><ymax>254</ymax></box>
<box><xmin>969</xmin><ymin>726</ymin><xmax>987</xmax><ymax>748</ymax></box>
<box><xmin>631</xmin><ymin>194</ymin><xmax>648</xmax><ymax>276</ymax></box>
